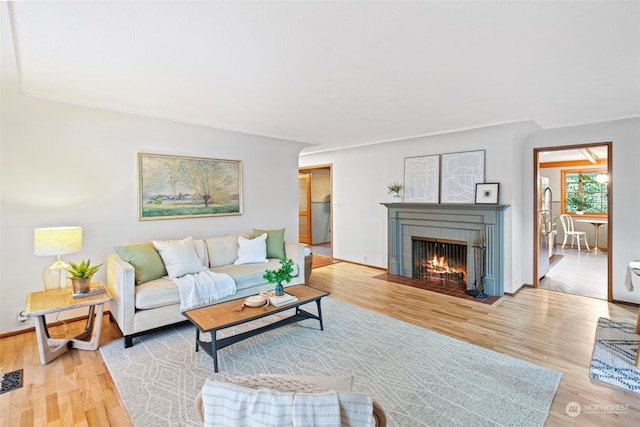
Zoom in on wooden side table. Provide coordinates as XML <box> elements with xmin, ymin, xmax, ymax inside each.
<box><xmin>23</xmin><ymin>282</ymin><xmax>113</xmax><ymax>365</ymax></box>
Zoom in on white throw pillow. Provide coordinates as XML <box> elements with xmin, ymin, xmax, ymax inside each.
<box><xmin>152</xmin><ymin>237</ymin><xmax>205</xmax><ymax>279</ymax></box>
<box><xmin>234</xmin><ymin>233</ymin><xmax>268</xmax><ymax>265</ymax></box>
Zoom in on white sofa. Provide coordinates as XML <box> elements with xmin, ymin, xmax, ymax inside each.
<box><xmin>107</xmin><ymin>231</ymin><xmax>305</xmax><ymax>348</ymax></box>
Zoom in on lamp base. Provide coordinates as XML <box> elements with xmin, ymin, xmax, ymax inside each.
<box><xmin>43</xmin><ymin>256</ymin><xmax>70</xmax><ymax>290</ymax></box>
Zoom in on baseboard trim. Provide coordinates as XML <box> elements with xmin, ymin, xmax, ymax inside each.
<box><xmin>0</xmin><ymin>311</ymin><xmax>113</xmax><ymax>340</ymax></box>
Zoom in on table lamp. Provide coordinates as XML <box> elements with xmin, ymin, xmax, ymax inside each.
<box><xmin>34</xmin><ymin>227</ymin><xmax>83</xmax><ymax>290</ymax></box>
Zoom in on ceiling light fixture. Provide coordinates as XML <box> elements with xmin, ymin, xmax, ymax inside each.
<box><xmin>595</xmin><ymin>173</ymin><xmax>609</xmax><ymax>184</ymax></box>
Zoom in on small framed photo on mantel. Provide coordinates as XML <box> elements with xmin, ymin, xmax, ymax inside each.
<box><xmin>475</xmin><ymin>183</ymin><xmax>499</xmax><ymax>204</ymax></box>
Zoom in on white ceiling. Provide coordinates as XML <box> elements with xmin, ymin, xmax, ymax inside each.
<box><xmin>539</xmin><ymin>146</ymin><xmax>608</xmax><ymax>163</ymax></box>
<box><xmin>7</xmin><ymin>1</ymin><xmax>640</xmax><ymax>154</ymax></box>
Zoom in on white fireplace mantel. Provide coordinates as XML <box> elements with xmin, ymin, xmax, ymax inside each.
<box><xmin>382</xmin><ymin>203</ymin><xmax>510</xmax><ymax>296</ymax></box>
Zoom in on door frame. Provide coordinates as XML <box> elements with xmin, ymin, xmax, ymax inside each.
<box><xmin>299</xmin><ymin>164</ymin><xmax>333</xmax><ymax>255</ymax></box>
<box><xmin>532</xmin><ymin>142</ymin><xmax>612</xmax><ymax>301</ymax></box>
<box><xmin>298</xmin><ymin>172</ymin><xmax>312</xmax><ymax>245</ymax></box>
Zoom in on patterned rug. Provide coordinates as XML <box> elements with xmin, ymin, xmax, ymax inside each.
<box><xmin>590</xmin><ymin>317</ymin><xmax>640</xmax><ymax>393</ymax></box>
<box><xmin>101</xmin><ymin>298</ymin><xmax>561</xmax><ymax>426</ymax></box>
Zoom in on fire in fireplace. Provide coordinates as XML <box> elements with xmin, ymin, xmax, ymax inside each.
<box><xmin>412</xmin><ymin>237</ymin><xmax>467</xmax><ymax>287</ymax></box>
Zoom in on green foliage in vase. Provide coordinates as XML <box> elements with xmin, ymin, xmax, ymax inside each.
<box><xmin>387</xmin><ymin>182</ymin><xmax>402</xmax><ymax>195</ymax></box>
<box><xmin>66</xmin><ymin>259</ymin><xmax>102</xmax><ymax>279</ymax></box>
<box><xmin>263</xmin><ymin>258</ymin><xmax>294</xmax><ymax>284</ymax></box>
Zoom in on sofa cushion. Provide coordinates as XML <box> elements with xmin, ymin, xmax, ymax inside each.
<box><xmin>135</xmin><ymin>259</ymin><xmax>298</xmax><ymax>309</ymax></box>
<box><xmin>153</xmin><ymin>237</ymin><xmax>205</xmax><ymax>279</ymax></box>
<box><xmin>114</xmin><ymin>242</ymin><xmax>167</xmax><ymax>285</ymax></box>
<box><xmin>192</xmin><ymin>239</ymin><xmax>209</xmax><ymax>267</ymax></box>
<box><xmin>253</xmin><ymin>228</ymin><xmax>286</xmax><ymax>259</ymax></box>
<box><xmin>212</xmin><ymin>259</ymin><xmax>298</xmax><ymax>291</ymax></box>
<box><xmin>135</xmin><ymin>277</ymin><xmax>180</xmax><ymax>310</ymax></box>
<box><xmin>206</xmin><ymin>233</ymin><xmax>252</xmax><ymax>267</ymax></box>
<box><xmin>234</xmin><ymin>233</ymin><xmax>268</xmax><ymax>265</ymax></box>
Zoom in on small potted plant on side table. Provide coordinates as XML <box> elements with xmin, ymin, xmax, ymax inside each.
<box><xmin>263</xmin><ymin>258</ymin><xmax>294</xmax><ymax>296</ymax></box>
<box><xmin>66</xmin><ymin>259</ymin><xmax>102</xmax><ymax>294</ymax></box>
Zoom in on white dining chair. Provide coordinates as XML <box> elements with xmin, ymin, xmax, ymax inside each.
<box><xmin>559</xmin><ymin>214</ymin><xmax>590</xmax><ymax>251</ymax></box>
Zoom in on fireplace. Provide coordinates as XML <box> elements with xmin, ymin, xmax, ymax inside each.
<box><xmin>412</xmin><ymin>237</ymin><xmax>467</xmax><ymax>287</ymax></box>
<box><xmin>383</xmin><ymin>202</ymin><xmax>508</xmax><ymax>296</ymax></box>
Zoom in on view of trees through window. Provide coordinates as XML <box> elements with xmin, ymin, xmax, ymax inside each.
<box><xmin>563</xmin><ymin>170</ymin><xmax>608</xmax><ymax>215</ymax></box>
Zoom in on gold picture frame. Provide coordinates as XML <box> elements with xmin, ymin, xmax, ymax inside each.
<box><xmin>138</xmin><ymin>153</ymin><xmax>242</xmax><ymax>220</ymax></box>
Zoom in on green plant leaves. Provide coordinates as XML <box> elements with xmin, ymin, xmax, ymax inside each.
<box><xmin>66</xmin><ymin>259</ymin><xmax>102</xmax><ymax>279</ymax></box>
<box><xmin>263</xmin><ymin>258</ymin><xmax>294</xmax><ymax>284</ymax></box>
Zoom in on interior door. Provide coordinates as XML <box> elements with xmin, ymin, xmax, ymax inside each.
<box><xmin>533</xmin><ymin>143</ymin><xmax>612</xmax><ymax>301</ymax></box>
<box><xmin>298</xmin><ymin>173</ymin><xmax>311</xmax><ymax>244</ymax></box>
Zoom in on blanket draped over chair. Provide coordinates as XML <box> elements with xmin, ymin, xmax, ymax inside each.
<box><xmin>201</xmin><ymin>380</ymin><xmax>373</xmax><ymax>427</ymax></box>
<box><xmin>625</xmin><ymin>260</ymin><xmax>640</xmax><ymax>292</ymax></box>
<box><xmin>173</xmin><ymin>270</ymin><xmax>236</xmax><ymax>311</ymax></box>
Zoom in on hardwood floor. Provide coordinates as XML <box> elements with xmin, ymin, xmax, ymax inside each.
<box><xmin>2</xmin><ymin>262</ymin><xmax>639</xmax><ymax>426</ymax></box>
<box><xmin>0</xmin><ymin>315</ymin><xmax>131</xmax><ymax>427</ymax></box>
<box><xmin>539</xmin><ymin>246</ymin><xmax>608</xmax><ymax>300</ymax></box>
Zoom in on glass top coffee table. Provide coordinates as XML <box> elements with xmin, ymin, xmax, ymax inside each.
<box><xmin>182</xmin><ymin>285</ymin><xmax>330</xmax><ymax>372</ymax></box>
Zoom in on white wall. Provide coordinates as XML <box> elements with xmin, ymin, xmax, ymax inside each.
<box><xmin>301</xmin><ymin>118</ymin><xmax>640</xmax><ymax>302</ymax></box>
<box><xmin>524</xmin><ymin>118</ymin><xmax>640</xmax><ymax>303</ymax></box>
<box><xmin>300</xmin><ymin>122</ymin><xmax>539</xmax><ymax>292</ymax></box>
<box><xmin>0</xmin><ymin>10</ymin><xmax>306</xmax><ymax>334</ymax></box>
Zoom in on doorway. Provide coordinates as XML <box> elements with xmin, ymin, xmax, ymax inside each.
<box><xmin>533</xmin><ymin>142</ymin><xmax>612</xmax><ymax>301</ymax></box>
<box><xmin>299</xmin><ymin>165</ymin><xmax>332</xmax><ymax>256</ymax></box>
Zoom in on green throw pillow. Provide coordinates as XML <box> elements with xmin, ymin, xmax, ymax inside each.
<box><xmin>114</xmin><ymin>242</ymin><xmax>167</xmax><ymax>285</ymax></box>
<box><xmin>253</xmin><ymin>228</ymin><xmax>286</xmax><ymax>259</ymax></box>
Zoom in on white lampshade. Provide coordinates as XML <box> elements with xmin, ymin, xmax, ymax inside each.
<box><xmin>34</xmin><ymin>227</ymin><xmax>82</xmax><ymax>256</ymax></box>
<box><xmin>34</xmin><ymin>227</ymin><xmax>82</xmax><ymax>290</ymax></box>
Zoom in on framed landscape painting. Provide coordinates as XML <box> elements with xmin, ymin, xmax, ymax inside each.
<box><xmin>138</xmin><ymin>153</ymin><xmax>242</xmax><ymax>220</ymax></box>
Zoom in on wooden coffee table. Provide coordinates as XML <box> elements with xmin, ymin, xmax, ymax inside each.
<box><xmin>183</xmin><ymin>285</ymin><xmax>330</xmax><ymax>372</ymax></box>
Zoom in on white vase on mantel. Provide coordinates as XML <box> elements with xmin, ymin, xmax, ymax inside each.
<box><xmin>392</xmin><ymin>194</ymin><xmax>402</xmax><ymax>203</ymax></box>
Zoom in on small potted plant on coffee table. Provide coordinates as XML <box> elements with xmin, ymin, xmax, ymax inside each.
<box><xmin>66</xmin><ymin>259</ymin><xmax>102</xmax><ymax>294</ymax></box>
<box><xmin>263</xmin><ymin>258</ymin><xmax>294</xmax><ymax>296</ymax></box>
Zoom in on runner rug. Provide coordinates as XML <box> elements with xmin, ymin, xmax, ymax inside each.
<box><xmin>101</xmin><ymin>298</ymin><xmax>561</xmax><ymax>426</ymax></box>
<box><xmin>590</xmin><ymin>317</ymin><xmax>640</xmax><ymax>393</ymax></box>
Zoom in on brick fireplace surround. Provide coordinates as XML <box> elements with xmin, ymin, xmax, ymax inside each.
<box><xmin>382</xmin><ymin>203</ymin><xmax>509</xmax><ymax>296</ymax></box>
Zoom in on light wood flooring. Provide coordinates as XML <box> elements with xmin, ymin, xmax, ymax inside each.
<box><xmin>1</xmin><ymin>262</ymin><xmax>639</xmax><ymax>426</ymax></box>
<box><xmin>539</xmin><ymin>246</ymin><xmax>608</xmax><ymax>300</ymax></box>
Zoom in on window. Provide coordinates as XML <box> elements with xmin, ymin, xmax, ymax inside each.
<box><xmin>561</xmin><ymin>170</ymin><xmax>608</xmax><ymax>215</ymax></box>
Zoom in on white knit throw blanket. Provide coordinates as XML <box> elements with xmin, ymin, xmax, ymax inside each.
<box><xmin>173</xmin><ymin>270</ymin><xmax>236</xmax><ymax>311</ymax></box>
<box><xmin>624</xmin><ymin>260</ymin><xmax>640</xmax><ymax>291</ymax></box>
<box><xmin>202</xmin><ymin>381</ymin><xmax>372</xmax><ymax>427</ymax></box>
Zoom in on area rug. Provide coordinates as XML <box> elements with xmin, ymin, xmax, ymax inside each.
<box><xmin>101</xmin><ymin>298</ymin><xmax>561</xmax><ymax>426</ymax></box>
<box><xmin>590</xmin><ymin>317</ymin><xmax>640</xmax><ymax>393</ymax></box>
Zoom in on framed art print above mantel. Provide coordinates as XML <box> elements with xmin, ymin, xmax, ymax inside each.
<box><xmin>403</xmin><ymin>154</ymin><xmax>440</xmax><ymax>203</ymax></box>
<box><xmin>440</xmin><ymin>150</ymin><xmax>485</xmax><ymax>204</ymax></box>
<box><xmin>138</xmin><ymin>153</ymin><xmax>242</xmax><ymax>220</ymax></box>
